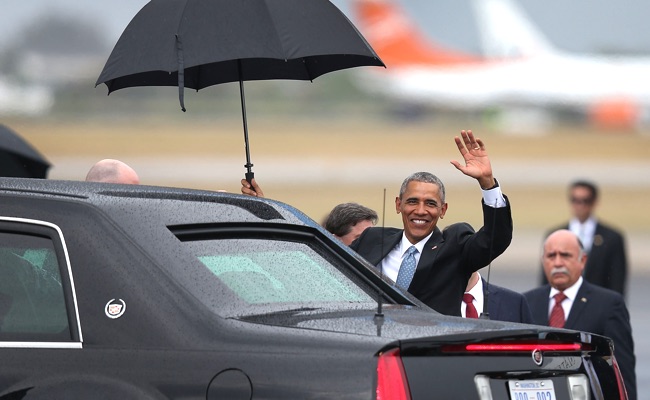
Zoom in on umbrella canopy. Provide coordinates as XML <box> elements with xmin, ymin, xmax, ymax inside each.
<box><xmin>0</xmin><ymin>124</ymin><xmax>50</xmax><ymax>179</ymax></box>
<box><xmin>96</xmin><ymin>0</ymin><xmax>384</xmax><ymax>181</ymax></box>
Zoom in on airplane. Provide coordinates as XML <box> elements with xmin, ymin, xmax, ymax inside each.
<box><xmin>351</xmin><ymin>0</ymin><xmax>650</xmax><ymax>129</ymax></box>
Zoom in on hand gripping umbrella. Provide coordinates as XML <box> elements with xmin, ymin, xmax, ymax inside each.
<box><xmin>96</xmin><ymin>0</ymin><xmax>384</xmax><ymax>184</ymax></box>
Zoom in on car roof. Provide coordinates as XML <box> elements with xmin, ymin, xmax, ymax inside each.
<box><xmin>0</xmin><ymin>177</ymin><xmax>416</xmax><ymax>318</ymax></box>
<box><xmin>0</xmin><ymin>177</ymin><xmax>316</xmax><ymax>227</ymax></box>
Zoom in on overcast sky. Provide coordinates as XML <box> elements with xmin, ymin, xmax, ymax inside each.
<box><xmin>1</xmin><ymin>0</ymin><xmax>649</xmax><ymax>55</ymax></box>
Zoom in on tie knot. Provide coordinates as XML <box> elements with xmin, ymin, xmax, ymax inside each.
<box><xmin>405</xmin><ymin>245</ymin><xmax>417</xmax><ymax>256</ymax></box>
<box><xmin>554</xmin><ymin>292</ymin><xmax>567</xmax><ymax>303</ymax></box>
<box><xmin>463</xmin><ymin>293</ymin><xmax>474</xmax><ymax>304</ymax></box>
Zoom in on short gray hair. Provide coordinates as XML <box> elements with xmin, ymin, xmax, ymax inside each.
<box><xmin>399</xmin><ymin>172</ymin><xmax>445</xmax><ymax>203</ymax></box>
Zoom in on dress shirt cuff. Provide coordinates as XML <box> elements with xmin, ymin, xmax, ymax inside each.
<box><xmin>482</xmin><ymin>179</ymin><xmax>506</xmax><ymax>208</ymax></box>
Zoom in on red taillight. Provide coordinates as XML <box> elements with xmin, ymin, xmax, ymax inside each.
<box><xmin>376</xmin><ymin>348</ymin><xmax>411</xmax><ymax>400</ymax></box>
<box><xmin>441</xmin><ymin>341</ymin><xmax>590</xmax><ymax>353</ymax></box>
<box><xmin>465</xmin><ymin>343</ymin><xmax>583</xmax><ymax>352</ymax></box>
<box><xmin>612</xmin><ymin>356</ymin><xmax>629</xmax><ymax>399</ymax></box>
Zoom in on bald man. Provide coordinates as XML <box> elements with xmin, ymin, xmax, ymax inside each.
<box><xmin>85</xmin><ymin>159</ymin><xmax>140</xmax><ymax>184</ymax></box>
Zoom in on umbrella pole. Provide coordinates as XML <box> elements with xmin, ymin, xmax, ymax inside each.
<box><xmin>238</xmin><ymin>60</ymin><xmax>254</xmax><ymax>185</ymax></box>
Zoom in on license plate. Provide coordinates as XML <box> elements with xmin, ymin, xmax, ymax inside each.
<box><xmin>508</xmin><ymin>379</ymin><xmax>555</xmax><ymax>400</ymax></box>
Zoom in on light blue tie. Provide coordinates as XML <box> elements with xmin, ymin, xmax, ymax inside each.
<box><xmin>396</xmin><ymin>246</ymin><xmax>418</xmax><ymax>289</ymax></box>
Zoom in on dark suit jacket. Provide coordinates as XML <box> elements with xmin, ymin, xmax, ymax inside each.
<box><xmin>540</xmin><ymin>221</ymin><xmax>627</xmax><ymax>296</ymax></box>
<box><xmin>481</xmin><ymin>279</ymin><xmax>533</xmax><ymax>324</ymax></box>
<box><xmin>350</xmin><ymin>198</ymin><xmax>512</xmax><ymax>316</ymax></box>
<box><xmin>524</xmin><ymin>281</ymin><xmax>636</xmax><ymax>400</ymax></box>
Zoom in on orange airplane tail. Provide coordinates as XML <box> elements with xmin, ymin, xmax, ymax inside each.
<box><xmin>588</xmin><ymin>98</ymin><xmax>640</xmax><ymax>129</ymax></box>
<box><xmin>353</xmin><ymin>0</ymin><xmax>481</xmax><ymax>67</ymax></box>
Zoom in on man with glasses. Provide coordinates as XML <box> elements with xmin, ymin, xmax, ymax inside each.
<box><xmin>540</xmin><ymin>180</ymin><xmax>628</xmax><ymax>296</ymax></box>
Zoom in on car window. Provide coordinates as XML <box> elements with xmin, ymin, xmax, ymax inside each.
<box><xmin>0</xmin><ymin>230</ymin><xmax>70</xmax><ymax>340</ymax></box>
<box><xmin>188</xmin><ymin>238</ymin><xmax>373</xmax><ymax>305</ymax></box>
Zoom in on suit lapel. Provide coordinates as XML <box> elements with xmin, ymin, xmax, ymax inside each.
<box><xmin>565</xmin><ymin>283</ymin><xmax>591</xmax><ymax>328</ymax></box>
<box><xmin>409</xmin><ymin>228</ymin><xmax>443</xmax><ymax>293</ymax></box>
<box><xmin>483</xmin><ymin>279</ymin><xmax>499</xmax><ymax>318</ymax></box>
<box><xmin>588</xmin><ymin>223</ymin><xmax>606</xmax><ymax>258</ymax></box>
<box><xmin>366</xmin><ymin>229</ymin><xmax>402</xmax><ymax>266</ymax></box>
<box><xmin>416</xmin><ymin>228</ymin><xmax>443</xmax><ymax>269</ymax></box>
<box><xmin>532</xmin><ymin>287</ymin><xmax>551</xmax><ymax>325</ymax></box>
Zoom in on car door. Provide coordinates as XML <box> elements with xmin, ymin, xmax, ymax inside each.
<box><xmin>0</xmin><ymin>217</ymin><xmax>83</xmax><ymax>395</ymax></box>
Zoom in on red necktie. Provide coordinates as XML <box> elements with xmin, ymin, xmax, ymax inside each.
<box><xmin>463</xmin><ymin>293</ymin><xmax>478</xmax><ymax>319</ymax></box>
<box><xmin>548</xmin><ymin>292</ymin><xmax>567</xmax><ymax>328</ymax></box>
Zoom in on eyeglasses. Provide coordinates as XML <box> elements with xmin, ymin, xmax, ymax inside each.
<box><xmin>570</xmin><ymin>197</ymin><xmax>594</xmax><ymax>205</ymax></box>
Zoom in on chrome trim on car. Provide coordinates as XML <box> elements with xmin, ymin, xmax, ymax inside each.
<box><xmin>0</xmin><ymin>216</ymin><xmax>83</xmax><ymax>344</ymax></box>
<box><xmin>0</xmin><ymin>342</ymin><xmax>82</xmax><ymax>349</ymax></box>
<box><xmin>567</xmin><ymin>374</ymin><xmax>590</xmax><ymax>400</ymax></box>
<box><xmin>474</xmin><ymin>375</ymin><xmax>494</xmax><ymax>400</ymax></box>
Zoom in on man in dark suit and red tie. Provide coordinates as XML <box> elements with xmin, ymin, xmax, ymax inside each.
<box><xmin>540</xmin><ymin>180</ymin><xmax>628</xmax><ymax>296</ymax></box>
<box><xmin>525</xmin><ymin>229</ymin><xmax>636</xmax><ymax>400</ymax></box>
<box><xmin>350</xmin><ymin>130</ymin><xmax>513</xmax><ymax>317</ymax></box>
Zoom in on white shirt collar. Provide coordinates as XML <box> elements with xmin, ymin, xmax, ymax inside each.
<box><xmin>569</xmin><ymin>217</ymin><xmax>597</xmax><ymax>235</ymax></box>
<box><xmin>550</xmin><ymin>276</ymin><xmax>583</xmax><ymax>301</ymax></box>
<box><xmin>380</xmin><ymin>231</ymin><xmax>435</xmax><ymax>283</ymax></box>
<box><xmin>399</xmin><ymin>231</ymin><xmax>433</xmax><ymax>256</ymax></box>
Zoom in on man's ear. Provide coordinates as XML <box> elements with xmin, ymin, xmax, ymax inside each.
<box><xmin>440</xmin><ymin>203</ymin><xmax>448</xmax><ymax>219</ymax></box>
<box><xmin>395</xmin><ymin>196</ymin><xmax>401</xmax><ymax>214</ymax></box>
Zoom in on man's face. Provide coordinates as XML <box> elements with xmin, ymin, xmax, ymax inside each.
<box><xmin>337</xmin><ymin>219</ymin><xmax>374</xmax><ymax>246</ymax></box>
<box><xmin>395</xmin><ymin>181</ymin><xmax>447</xmax><ymax>244</ymax></box>
<box><xmin>542</xmin><ymin>231</ymin><xmax>586</xmax><ymax>291</ymax></box>
<box><xmin>569</xmin><ymin>186</ymin><xmax>595</xmax><ymax>222</ymax></box>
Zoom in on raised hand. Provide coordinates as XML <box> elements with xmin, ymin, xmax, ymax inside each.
<box><xmin>450</xmin><ymin>130</ymin><xmax>496</xmax><ymax>189</ymax></box>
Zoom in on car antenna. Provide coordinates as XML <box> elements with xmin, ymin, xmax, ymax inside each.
<box><xmin>479</xmin><ymin>198</ymin><xmax>498</xmax><ymax>320</ymax></box>
<box><xmin>374</xmin><ymin>188</ymin><xmax>387</xmax><ymax>334</ymax></box>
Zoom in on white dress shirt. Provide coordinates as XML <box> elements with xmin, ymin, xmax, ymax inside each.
<box><xmin>462</xmin><ymin>272</ymin><xmax>485</xmax><ymax>318</ymax></box>
<box><xmin>483</xmin><ymin>184</ymin><xmax>507</xmax><ymax>208</ymax></box>
<box><xmin>380</xmin><ymin>232</ymin><xmax>432</xmax><ymax>282</ymax></box>
<box><xmin>569</xmin><ymin>217</ymin><xmax>596</xmax><ymax>253</ymax></box>
<box><xmin>548</xmin><ymin>276</ymin><xmax>583</xmax><ymax>321</ymax></box>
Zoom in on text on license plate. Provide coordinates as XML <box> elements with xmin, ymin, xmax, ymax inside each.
<box><xmin>508</xmin><ymin>379</ymin><xmax>555</xmax><ymax>400</ymax></box>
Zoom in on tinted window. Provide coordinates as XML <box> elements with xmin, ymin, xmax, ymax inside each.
<box><xmin>0</xmin><ymin>232</ymin><xmax>69</xmax><ymax>338</ymax></box>
<box><xmin>187</xmin><ymin>238</ymin><xmax>373</xmax><ymax>305</ymax></box>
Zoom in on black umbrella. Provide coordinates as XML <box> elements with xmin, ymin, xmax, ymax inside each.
<box><xmin>96</xmin><ymin>0</ymin><xmax>384</xmax><ymax>183</ymax></box>
<box><xmin>0</xmin><ymin>124</ymin><xmax>50</xmax><ymax>179</ymax></box>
